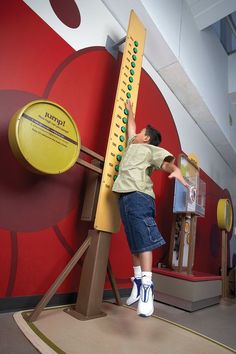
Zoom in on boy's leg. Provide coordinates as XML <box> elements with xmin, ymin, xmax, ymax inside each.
<box><xmin>137</xmin><ymin>251</ymin><xmax>154</xmax><ymax>317</ymax></box>
<box><xmin>132</xmin><ymin>253</ymin><xmax>140</xmax><ymax>266</ymax></box>
<box><xmin>126</xmin><ymin>254</ymin><xmax>142</xmax><ymax>305</ymax></box>
<box><xmin>139</xmin><ymin>250</ymin><xmax>152</xmax><ymax>272</ymax></box>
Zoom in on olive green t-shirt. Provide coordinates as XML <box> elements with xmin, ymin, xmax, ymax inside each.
<box><xmin>112</xmin><ymin>136</ymin><xmax>174</xmax><ymax>199</ymax></box>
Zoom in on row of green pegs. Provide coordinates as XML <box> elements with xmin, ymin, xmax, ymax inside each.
<box><xmin>126</xmin><ymin>40</ymin><xmax>138</xmax><ymax>100</ymax></box>
<box><xmin>113</xmin><ymin>109</ymin><xmax>130</xmax><ymax>180</ymax></box>
<box><xmin>114</xmin><ymin>40</ymin><xmax>139</xmax><ymax>181</ymax></box>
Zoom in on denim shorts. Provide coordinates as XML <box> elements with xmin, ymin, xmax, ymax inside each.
<box><xmin>119</xmin><ymin>191</ymin><xmax>166</xmax><ymax>254</ymax></box>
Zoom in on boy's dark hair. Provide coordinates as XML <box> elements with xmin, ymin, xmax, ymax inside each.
<box><xmin>145</xmin><ymin>124</ymin><xmax>162</xmax><ymax>146</ymax></box>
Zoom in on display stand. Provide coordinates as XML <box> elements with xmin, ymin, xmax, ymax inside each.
<box><xmin>152</xmin><ymin>154</ymin><xmax>222</xmax><ymax>311</ymax></box>
<box><xmin>169</xmin><ymin>154</ymin><xmax>205</xmax><ymax>274</ymax></box>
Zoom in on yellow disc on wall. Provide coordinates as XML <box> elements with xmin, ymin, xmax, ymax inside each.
<box><xmin>187</xmin><ymin>153</ymin><xmax>199</xmax><ymax>169</ymax></box>
<box><xmin>8</xmin><ymin>100</ymin><xmax>80</xmax><ymax>174</ymax></box>
<box><xmin>217</xmin><ymin>198</ymin><xmax>233</xmax><ymax>232</ymax></box>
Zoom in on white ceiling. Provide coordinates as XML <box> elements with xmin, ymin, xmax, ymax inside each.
<box><xmin>185</xmin><ymin>0</ymin><xmax>236</xmax><ymax>30</ymax></box>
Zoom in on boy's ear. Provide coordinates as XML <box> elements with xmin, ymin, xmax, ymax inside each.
<box><xmin>144</xmin><ymin>135</ymin><xmax>150</xmax><ymax>143</ymax></box>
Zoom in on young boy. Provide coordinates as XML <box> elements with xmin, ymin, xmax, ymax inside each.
<box><xmin>112</xmin><ymin>100</ymin><xmax>189</xmax><ymax>317</ymax></box>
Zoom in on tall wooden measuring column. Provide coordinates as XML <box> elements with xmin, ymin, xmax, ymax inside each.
<box><xmin>68</xmin><ymin>11</ymin><xmax>146</xmax><ymax>320</ymax></box>
<box><xmin>94</xmin><ymin>10</ymin><xmax>146</xmax><ymax>234</ymax></box>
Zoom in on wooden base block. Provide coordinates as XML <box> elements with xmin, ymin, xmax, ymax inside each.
<box><xmin>64</xmin><ymin>307</ymin><xmax>107</xmax><ymax>321</ymax></box>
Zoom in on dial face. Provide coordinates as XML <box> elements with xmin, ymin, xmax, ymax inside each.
<box><xmin>9</xmin><ymin>100</ymin><xmax>81</xmax><ymax>175</ymax></box>
<box><xmin>225</xmin><ymin>200</ymin><xmax>233</xmax><ymax>232</ymax></box>
<box><xmin>217</xmin><ymin>198</ymin><xmax>233</xmax><ymax>232</ymax></box>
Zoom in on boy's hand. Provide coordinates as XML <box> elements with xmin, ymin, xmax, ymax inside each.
<box><xmin>169</xmin><ymin>170</ymin><xmax>196</xmax><ymax>202</ymax></box>
<box><xmin>168</xmin><ymin>168</ymin><xmax>189</xmax><ymax>189</ymax></box>
<box><xmin>125</xmin><ymin>99</ymin><xmax>133</xmax><ymax>113</ymax></box>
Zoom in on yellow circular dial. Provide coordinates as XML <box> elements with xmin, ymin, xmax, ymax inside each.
<box><xmin>8</xmin><ymin>100</ymin><xmax>81</xmax><ymax>174</ymax></box>
<box><xmin>217</xmin><ymin>199</ymin><xmax>233</xmax><ymax>232</ymax></box>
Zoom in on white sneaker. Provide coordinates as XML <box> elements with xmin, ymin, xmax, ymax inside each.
<box><xmin>137</xmin><ymin>281</ymin><xmax>154</xmax><ymax>317</ymax></box>
<box><xmin>126</xmin><ymin>277</ymin><xmax>142</xmax><ymax>305</ymax></box>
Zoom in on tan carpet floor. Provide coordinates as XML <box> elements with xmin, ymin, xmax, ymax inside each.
<box><xmin>14</xmin><ymin>302</ymin><xmax>235</xmax><ymax>354</ymax></box>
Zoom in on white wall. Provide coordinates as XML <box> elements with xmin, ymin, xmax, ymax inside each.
<box><xmin>142</xmin><ymin>56</ymin><xmax>234</xmax><ymax>185</ymax></box>
<box><xmin>229</xmin><ymin>52</ymin><xmax>236</xmax><ymax>94</ymax></box>
<box><xmin>181</xmin><ymin>3</ymin><xmax>230</xmax><ymax>136</ymax></box>
<box><xmin>142</xmin><ymin>0</ymin><xmax>234</xmax><ymax>151</ymax></box>
<box><xmin>226</xmin><ymin>35</ymin><xmax>236</xmax><ymax>157</ymax></box>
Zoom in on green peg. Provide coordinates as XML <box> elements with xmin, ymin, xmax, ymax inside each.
<box><xmin>118</xmin><ymin>145</ymin><xmax>124</xmax><ymax>151</ymax></box>
<box><xmin>122</xmin><ymin>117</ymin><xmax>128</xmax><ymax>124</ymax></box>
<box><xmin>130</xmin><ymin>69</ymin><xmax>135</xmax><ymax>75</ymax></box>
<box><xmin>134</xmin><ymin>40</ymin><xmax>139</xmax><ymax>47</ymax></box>
<box><xmin>126</xmin><ymin>92</ymin><xmax>131</xmax><ymax>98</ymax></box>
<box><xmin>120</xmin><ymin>135</ymin><xmax>125</xmax><ymax>142</ymax></box>
<box><xmin>133</xmin><ymin>47</ymin><xmax>138</xmax><ymax>54</ymax></box>
<box><xmin>124</xmin><ymin>108</ymin><xmax>129</xmax><ymax>115</ymax></box>
<box><xmin>117</xmin><ymin>154</ymin><xmax>122</xmax><ymax>161</ymax></box>
<box><xmin>113</xmin><ymin>175</ymin><xmax>118</xmax><ymax>181</ymax></box>
<box><xmin>115</xmin><ymin>165</ymin><xmax>119</xmax><ymax>172</ymax></box>
<box><xmin>132</xmin><ymin>55</ymin><xmax>137</xmax><ymax>61</ymax></box>
<box><xmin>129</xmin><ymin>77</ymin><xmax>133</xmax><ymax>83</ymax></box>
<box><xmin>121</xmin><ymin>126</ymin><xmax>126</xmax><ymax>133</ymax></box>
<box><xmin>128</xmin><ymin>84</ymin><xmax>132</xmax><ymax>91</ymax></box>
<box><xmin>131</xmin><ymin>62</ymin><xmax>136</xmax><ymax>68</ymax></box>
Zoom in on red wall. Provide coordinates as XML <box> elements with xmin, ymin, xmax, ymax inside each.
<box><xmin>0</xmin><ymin>0</ymin><xmax>233</xmax><ymax>299</ymax></box>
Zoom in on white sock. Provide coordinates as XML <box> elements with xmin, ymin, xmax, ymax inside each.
<box><xmin>141</xmin><ymin>271</ymin><xmax>152</xmax><ymax>284</ymax></box>
<box><xmin>133</xmin><ymin>266</ymin><xmax>142</xmax><ymax>279</ymax></box>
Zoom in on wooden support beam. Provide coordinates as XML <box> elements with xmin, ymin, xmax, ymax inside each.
<box><xmin>28</xmin><ymin>234</ymin><xmax>92</xmax><ymax>322</ymax></box>
<box><xmin>80</xmin><ymin>145</ymin><xmax>104</xmax><ymax>162</ymax></box>
<box><xmin>76</xmin><ymin>158</ymin><xmax>103</xmax><ymax>174</ymax></box>
<box><xmin>107</xmin><ymin>260</ymin><xmax>122</xmax><ymax>306</ymax></box>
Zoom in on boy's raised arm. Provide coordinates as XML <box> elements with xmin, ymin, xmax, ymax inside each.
<box><xmin>125</xmin><ymin>99</ymin><xmax>136</xmax><ymax>139</ymax></box>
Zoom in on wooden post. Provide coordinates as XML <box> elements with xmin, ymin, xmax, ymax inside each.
<box><xmin>66</xmin><ymin>230</ymin><xmax>112</xmax><ymax>320</ymax></box>
<box><xmin>168</xmin><ymin>214</ymin><xmax>177</xmax><ymax>268</ymax></box>
<box><xmin>187</xmin><ymin>215</ymin><xmax>197</xmax><ymax>275</ymax></box>
<box><xmin>221</xmin><ymin>230</ymin><xmax>228</xmax><ymax>297</ymax></box>
<box><xmin>178</xmin><ymin>216</ymin><xmax>185</xmax><ymax>272</ymax></box>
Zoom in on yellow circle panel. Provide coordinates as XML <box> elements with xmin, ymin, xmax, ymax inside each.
<box><xmin>9</xmin><ymin>100</ymin><xmax>80</xmax><ymax>174</ymax></box>
<box><xmin>217</xmin><ymin>198</ymin><xmax>233</xmax><ymax>232</ymax></box>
